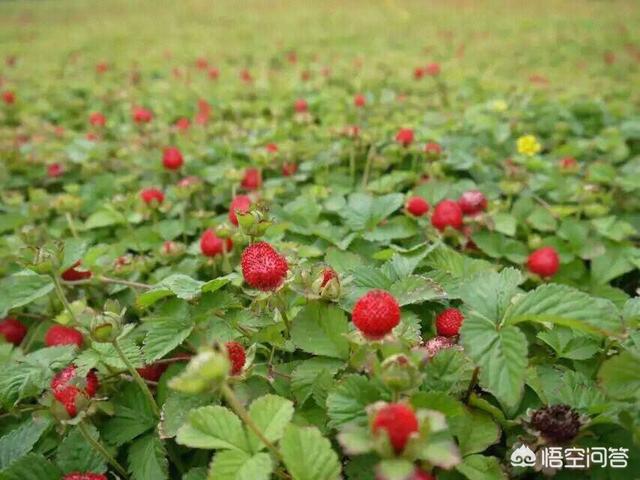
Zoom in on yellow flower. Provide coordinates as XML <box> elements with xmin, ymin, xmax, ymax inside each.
<box><xmin>517</xmin><ymin>134</ymin><xmax>541</xmax><ymax>156</ymax></box>
<box><xmin>491</xmin><ymin>99</ymin><xmax>508</xmax><ymax>112</ymax></box>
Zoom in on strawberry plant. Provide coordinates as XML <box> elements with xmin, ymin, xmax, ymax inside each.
<box><xmin>0</xmin><ymin>1</ymin><xmax>639</xmax><ymax>479</ymax></box>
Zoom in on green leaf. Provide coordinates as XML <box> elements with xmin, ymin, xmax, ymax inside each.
<box><xmin>455</xmin><ymin>455</ymin><xmax>507</xmax><ymax>480</ymax></box>
<box><xmin>460</xmin><ymin>316</ymin><xmax>527</xmax><ymax>410</ymax></box>
<box><xmin>527</xmin><ymin>207</ymin><xmax>557</xmax><ymax>232</ymax></box>
<box><xmin>291</xmin><ymin>303</ymin><xmax>350</xmax><ymax>359</ymax></box>
<box><xmin>84</xmin><ymin>208</ymin><xmax>126</xmax><ymax>229</ymax></box>
<box><xmin>326</xmin><ymin>375</ymin><xmax>386</xmax><ymax>428</ymax></box>
<box><xmin>291</xmin><ymin>358</ymin><xmax>343</xmax><ymax>406</ymax></box>
<box><xmin>176</xmin><ymin>406</ymin><xmax>249</xmax><ymax>452</ymax></box>
<box><xmin>528</xmin><ymin>366</ymin><xmax>605</xmax><ymax>409</ymax></box>
<box><xmin>280</xmin><ymin>424</ymin><xmax>341</xmax><ymax>480</ymax></box>
<box><xmin>142</xmin><ymin>299</ymin><xmax>193</xmax><ymax>363</ymax></box>
<box><xmin>137</xmin><ymin>274</ymin><xmax>205</xmax><ymax>309</ymax></box>
<box><xmin>451</xmin><ymin>410</ymin><xmax>500</xmax><ymax>456</ymax></box>
<box><xmin>0</xmin><ymin>416</ymin><xmax>52</xmax><ymax>469</ymax></box>
<box><xmin>457</xmin><ymin>268</ymin><xmax>523</xmax><ymax>325</ymax></box>
<box><xmin>0</xmin><ymin>270</ymin><xmax>54</xmax><ymax>316</ymax></box>
<box><xmin>60</xmin><ymin>238</ymin><xmax>89</xmax><ymax>272</ymax></box>
<box><xmin>471</xmin><ymin>231</ymin><xmax>528</xmax><ymax>263</ymax></box>
<box><xmin>128</xmin><ymin>433</ymin><xmax>169</xmax><ymax>480</ymax></box>
<box><xmin>598</xmin><ymin>351</ymin><xmax>640</xmax><ymax>400</ymax></box>
<box><xmin>340</xmin><ymin>193</ymin><xmax>403</xmax><ymax>231</ymax></box>
<box><xmin>0</xmin><ymin>454</ymin><xmax>62</xmax><ymax>480</ymax></box>
<box><xmin>102</xmin><ymin>383</ymin><xmax>157</xmax><ymax>446</ymax></box>
<box><xmin>389</xmin><ymin>275</ymin><xmax>447</xmax><ymax>306</ymax></box>
<box><xmin>246</xmin><ymin>394</ymin><xmax>294</xmax><ymax>452</ymax></box>
<box><xmin>159</xmin><ymin>392</ymin><xmax>211</xmax><ymax>439</ymax></box>
<box><xmin>422</xmin><ymin>349</ymin><xmax>474</xmax><ymax>396</ymax></box>
<box><xmin>492</xmin><ymin>213</ymin><xmax>517</xmax><ymax>236</ymax></box>
<box><xmin>207</xmin><ymin>450</ymin><xmax>272</xmax><ymax>480</ymax></box>
<box><xmin>504</xmin><ymin>283</ymin><xmax>623</xmax><ymax>335</ymax></box>
<box><xmin>57</xmin><ymin>424</ymin><xmax>106</xmax><ymax>474</ymax></box>
<box><xmin>425</xmin><ymin>245</ymin><xmax>494</xmax><ymax>280</ymax></box>
<box><xmin>375</xmin><ymin>459</ymin><xmax>415</xmax><ymax>480</ymax></box>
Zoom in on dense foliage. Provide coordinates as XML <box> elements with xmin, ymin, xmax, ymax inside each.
<box><xmin>1</xmin><ymin>1</ymin><xmax>639</xmax><ymax>479</ymax></box>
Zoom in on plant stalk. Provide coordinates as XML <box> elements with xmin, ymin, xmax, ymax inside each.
<box><xmin>78</xmin><ymin>421</ymin><xmax>129</xmax><ymax>478</ymax></box>
<box><xmin>113</xmin><ymin>338</ymin><xmax>160</xmax><ymax>417</ymax></box>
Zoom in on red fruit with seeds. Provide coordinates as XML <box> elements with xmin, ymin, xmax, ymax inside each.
<box><xmin>162</xmin><ymin>146</ymin><xmax>184</xmax><ymax>170</ymax></box>
<box><xmin>64</xmin><ymin>473</ymin><xmax>107</xmax><ymax>480</ymax></box>
<box><xmin>320</xmin><ymin>267</ymin><xmax>338</xmax><ymax>288</ymax></box>
<box><xmin>431</xmin><ymin>200</ymin><xmax>463</xmax><ymax>231</ymax></box>
<box><xmin>175</xmin><ymin>117</ymin><xmax>190</xmax><ymax>131</ymax></box>
<box><xmin>229</xmin><ymin>195</ymin><xmax>252</xmax><ymax>226</ymax></box>
<box><xmin>424</xmin><ymin>142</ymin><xmax>442</xmax><ymax>157</ymax></box>
<box><xmin>405</xmin><ymin>196</ymin><xmax>430</xmax><ymax>217</ymax></box>
<box><xmin>371</xmin><ymin>403</ymin><xmax>419</xmax><ymax>454</ymax></box>
<box><xmin>265</xmin><ymin>143</ymin><xmax>279</xmax><ymax>154</ymax></box>
<box><xmin>89</xmin><ymin>112</ymin><xmax>105</xmax><ymax>127</ymax></box>
<box><xmin>2</xmin><ymin>91</ymin><xmax>15</xmax><ymax>105</ymax></box>
<box><xmin>413</xmin><ymin>469</ymin><xmax>436</xmax><ymax>480</ymax></box>
<box><xmin>241</xmin><ymin>168</ymin><xmax>262</xmax><ymax>190</ymax></box>
<box><xmin>137</xmin><ymin>363</ymin><xmax>169</xmax><ymax>382</ymax></box>
<box><xmin>527</xmin><ymin>246</ymin><xmax>560</xmax><ymax>278</ymax></box>
<box><xmin>241</xmin><ymin>242</ymin><xmax>288</xmax><ymax>291</ymax></box>
<box><xmin>282</xmin><ymin>162</ymin><xmax>297</xmax><ymax>176</ymax></box>
<box><xmin>414</xmin><ymin>67</ymin><xmax>426</xmax><ymax>80</ymax></box>
<box><xmin>225</xmin><ymin>341</ymin><xmax>246</xmax><ymax>375</ymax></box>
<box><xmin>132</xmin><ymin>106</ymin><xmax>152</xmax><ymax>124</ymax></box>
<box><xmin>395</xmin><ymin>128</ymin><xmax>414</xmax><ymax>147</ymax></box>
<box><xmin>140</xmin><ymin>187</ymin><xmax>164</xmax><ymax>206</ymax></box>
<box><xmin>425</xmin><ymin>62</ymin><xmax>441</xmax><ymax>76</ymax></box>
<box><xmin>47</xmin><ymin>163</ymin><xmax>64</xmax><ymax>178</ymax></box>
<box><xmin>200</xmin><ymin>229</ymin><xmax>233</xmax><ymax>257</ymax></box>
<box><xmin>0</xmin><ymin>317</ymin><xmax>27</xmax><ymax>346</ymax></box>
<box><xmin>352</xmin><ymin>290</ymin><xmax>400</xmax><ymax>340</ymax></box>
<box><xmin>354</xmin><ymin>93</ymin><xmax>366</xmax><ymax>108</ymax></box>
<box><xmin>458</xmin><ymin>190</ymin><xmax>487</xmax><ymax>216</ymax></box>
<box><xmin>51</xmin><ymin>365</ymin><xmax>98</xmax><ymax>417</ymax></box>
<box><xmin>45</xmin><ymin>325</ymin><xmax>83</xmax><ymax>347</ymax></box>
<box><xmin>294</xmin><ymin>98</ymin><xmax>308</xmax><ymax>113</ymax></box>
<box><xmin>435</xmin><ymin>308</ymin><xmax>464</xmax><ymax>337</ymax></box>
<box><xmin>61</xmin><ymin>261</ymin><xmax>92</xmax><ymax>282</ymax></box>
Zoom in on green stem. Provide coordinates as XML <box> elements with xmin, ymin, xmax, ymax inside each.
<box><xmin>78</xmin><ymin>421</ymin><xmax>129</xmax><ymax>478</ymax></box>
<box><xmin>361</xmin><ymin>145</ymin><xmax>375</xmax><ymax>189</ymax></box>
<box><xmin>274</xmin><ymin>294</ymin><xmax>291</xmax><ymax>338</ymax></box>
<box><xmin>51</xmin><ymin>274</ymin><xmax>78</xmax><ymax>323</ymax></box>
<box><xmin>113</xmin><ymin>338</ymin><xmax>160</xmax><ymax>417</ymax></box>
<box><xmin>221</xmin><ymin>384</ymin><xmax>284</xmax><ymax>462</ymax></box>
<box><xmin>65</xmin><ymin>213</ymin><xmax>79</xmax><ymax>238</ymax></box>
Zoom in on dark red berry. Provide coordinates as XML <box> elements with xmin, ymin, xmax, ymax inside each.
<box><xmin>140</xmin><ymin>187</ymin><xmax>164</xmax><ymax>206</ymax></box>
<box><xmin>225</xmin><ymin>341</ymin><xmax>246</xmax><ymax>375</ymax></box>
<box><xmin>45</xmin><ymin>325</ymin><xmax>83</xmax><ymax>347</ymax></box>
<box><xmin>162</xmin><ymin>147</ymin><xmax>184</xmax><ymax>170</ymax></box>
<box><xmin>229</xmin><ymin>195</ymin><xmax>252</xmax><ymax>226</ymax></box>
<box><xmin>431</xmin><ymin>200</ymin><xmax>463</xmax><ymax>231</ymax></box>
<box><xmin>61</xmin><ymin>261</ymin><xmax>92</xmax><ymax>282</ymax></box>
<box><xmin>371</xmin><ymin>403</ymin><xmax>419</xmax><ymax>454</ymax></box>
<box><xmin>241</xmin><ymin>242</ymin><xmax>288</xmax><ymax>291</ymax></box>
<box><xmin>435</xmin><ymin>308</ymin><xmax>464</xmax><ymax>337</ymax></box>
<box><xmin>0</xmin><ymin>317</ymin><xmax>27</xmax><ymax>346</ymax></box>
<box><xmin>458</xmin><ymin>190</ymin><xmax>487</xmax><ymax>216</ymax></box>
<box><xmin>51</xmin><ymin>365</ymin><xmax>99</xmax><ymax>417</ymax></box>
<box><xmin>527</xmin><ymin>247</ymin><xmax>560</xmax><ymax>278</ymax></box>
<box><xmin>241</xmin><ymin>168</ymin><xmax>262</xmax><ymax>190</ymax></box>
<box><xmin>405</xmin><ymin>196</ymin><xmax>430</xmax><ymax>217</ymax></box>
<box><xmin>352</xmin><ymin>290</ymin><xmax>400</xmax><ymax>340</ymax></box>
<box><xmin>530</xmin><ymin>404</ymin><xmax>581</xmax><ymax>443</ymax></box>
<box><xmin>200</xmin><ymin>229</ymin><xmax>233</xmax><ymax>257</ymax></box>
<box><xmin>395</xmin><ymin>128</ymin><xmax>414</xmax><ymax>147</ymax></box>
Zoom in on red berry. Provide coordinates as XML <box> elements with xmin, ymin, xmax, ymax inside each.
<box><xmin>240</xmin><ymin>69</ymin><xmax>253</xmax><ymax>83</ymax></box>
<box><xmin>320</xmin><ymin>267</ymin><xmax>338</xmax><ymax>288</ymax></box>
<box><xmin>64</xmin><ymin>473</ymin><xmax>107</xmax><ymax>480</ymax></box>
<box><xmin>414</xmin><ymin>67</ymin><xmax>426</xmax><ymax>80</ymax></box>
<box><xmin>458</xmin><ymin>190</ymin><xmax>487</xmax><ymax>216</ymax></box>
<box><xmin>352</xmin><ymin>290</ymin><xmax>400</xmax><ymax>340</ymax></box>
<box><xmin>424</xmin><ymin>142</ymin><xmax>442</xmax><ymax>157</ymax></box>
<box><xmin>413</xmin><ymin>469</ymin><xmax>436</xmax><ymax>480</ymax></box>
<box><xmin>208</xmin><ymin>67</ymin><xmax>220</xmax><ymax>80</ymax></box>
<box><xmin>225</xmin><ymin>341</ymin><xmax>246</xmax><ymax>375</ymax></box>
<box><xmin>405</xmin><ymin>196</ymin><xmax>430</xmax><ymax>217</ymax></box>
<box><xmin>51</xmin><ymin>365</ymin><xmax>99</xmax><ymax>417</ymax></box>
<box><xmin>61</xmin><ymin>261</ymin><xmax>92</xmax><ymax>282</ymax></box>
<box><xmin>371</xmin><ymin>403</ymin><xmax>419</xmax><ymax>454</ymax></box>
<box><xmin>175</xmin><ymin>117</ymin><xmax>191</xmax><ymax>131</ymax></box>
<box><xmin>162</xmin><ymin>147</ymin><xmax>184</xmax><ymax>170</ymax></box>
<box><xmin>2</xmin><ymin>90</ymin><xmax>15</xmax><ymax>105</ymax></box>
<box><xmin>132</xmin><ymin>106</ymin><xmax>152</xmax><ymax>124</ymax></box>
<box><xmin>560</xmin><ymin>156</ymin><xmax>578</xmax><ymax>170</ymax></box>
<box><xmin>195</xmin><ymin>57</ymin><xmax>209</xmax><ymax>70</ymax></box>
<box><xmin>435</xmin><ymin>308</ymin><xmax>464</xmax><ymax>337</ymax></box>
<box><xmin>354</xmin><ymin>93</ymin><xmax>366</xmax><ymax>108</ymax></box>
<box><xmin>241</xmin><ymin>242</ymin><xmax>288</xmax><ymax>291</ymax></box>
<box><xmin>282</xmin><ymin>162</ymin><xmax>298</xmax><ymax>176</ymax></box>
<box><xmin>431</xmin><ymin>200</ymin><xmax>463</xmax><ymax>231</ymax></box>
<box><xmin>0</xmin><ymin>317</ymin><xmax>27</xmax><ymax>345</ymax></box>
<box><xmin>45</xmin><ymin>325</ymin><xmax>83</xmax><ymax>347</ymax></box>
<box><xmin>425</xmin><ymin>62</ymin><xmax>441</xmax><ymax>76</ymax></box>
<box><xmin>95</xmin><ymin>62</ymin><xmax>108</xmax><ymax>74</ymax></box>
<box><xmin>229</xmin><ymin>195</ymin><xmax>252</xmax><ymax>226</ymax></box>
<box><xmin>527</xmin><ymin>247</ymin><xmax>560</xmax><ymax>278</ymax></box>
<box><xmin>89</xmin><ymin>112</ymin><xmax>105</xmax><ymax>127</ymax></box>
<box><xmin>47</xmin><ymin>163</ymin><xmax>64</xmax><ymax>178</ymax></box>
<box><xmin>137</xmin><ymin>363</ymin><xmax>168</xmax><ymax>382</ymax></box>
<box><xmin>294</xmin><ymin>98</ymin><xmax>308</xmax><ymax>113</ymax></box>
<box><xmin>200</xmin><ymin>229</ymin><xmax>233</xmax><ymax>257</ymax></box>
<box><xmin>265</xmin><ymin>143</ymin><xmax>279</xmax><ymax>154</ymax></box>
<box><xmin>241</xmin><ymin>168</ymin><xmax>262</xmax><ymax>190</ymax></box>
<box><xmin>140</xmin><ymin>187</ymin><xmax>164</xmax><ymax>206</ymax></box>
<box><xmin>395</xmin><ymin>128</ymin><xmax>414</xmax><ymax>147</ymax></box>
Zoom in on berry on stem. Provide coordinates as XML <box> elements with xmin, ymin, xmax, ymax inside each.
<box><xmin>200</xmin><ymin>229</ymin><xmax>233</xmax><ymax>257</ymax></box>
<box><xmin>51</xmin><ymin>365</ymin><xmax>99</xmax><ymax>417</ymax></box>
<box><xmin>527</xmin><ymin>246</ymin><xmax>560</xmax><ymax>278</ymax></box>
<box><xmin>225</xmin><ymin>341</ymin><xmax>246</xmax><ymax>375</ymax></box>
<box><xmin>241</xmin><ymin>242</ymin><xmax>288</xmax><ymax>291</ymax></box>
<box><xmin>431</xmin><ymin>200</ymin><xmax>463</xmax><ymax>231</ymax></box>
<box><xmin>229</xmin><ymin>195</ymin><xmax>252</xmax><ymax>226</ymax></box>
<box><xmin>0</xmin><ymin>317</ymin><xmax>27</xmax><ymax>345</ymax></box>
<box><xmin>435</xmin><ymin>308</ymin><xmax>464</xmax><ymax>337</ymax></box>
<box><xmin>405</xmin><ymin>196</ymin><xmax>430</xmax><ymax>217</ymax></box>
<box><xmin>371</xmin><ymin>403</ymin><xmax>419</xmax><ymax>454</ymax></box>
<box><xmin>458</xmin><ymin>190</ymin><xmax>487</xmax><ymax>216</ymax></box>
<box><xmin>352</xmin><ymin>290</ymin><xmax>400</xmax><ymax>340</ymax></box>
<box><xmin>45</xmin><ymin>324</ymin><xmax>84</xmax><ymax>347</ymax></box>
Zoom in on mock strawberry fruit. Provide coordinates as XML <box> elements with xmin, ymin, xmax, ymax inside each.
<box><xmin>424</xmin><ymin>142</ymin><xmax>442</xmax><ymax>158</ymax></box>
<box><xmin>140</xmin><ymin>187</ymin><xmax>164</xmax><ymax>206</ymax></box>
<box><xmin>137</xmin><ymin>363</ymin><xmax>169</xmax><ymax>382</ymax></box>
<box><xmin>354</xmin><ymin>93</ymin><xmax>366</xmax><ymax>107</ymax></box>
<box><xmin>529</xmin><ymin>404</ymin><xmax>581</xmax><ymax>444</ymax></box>
<box><xmin>395</xmin><ymin>128</ymin><xmax>414</xmax><ymax>147</ymax></box>
<box><xmin>320</xmin><ymin>267</ymin><xmax>338</xmax><ymax>288</ymax></box>
<box><xmin>162</xmin><ymin>146</ymin><xmax>184</xmax><ymax>170</ymax></box>
<box><xmin>132</xmin><ymin>106</ymin><xmax>152</xmax><ymax>124</ymax></box>
<box><xmin>371</xmin><ymin>403</ymin><xmax>419</xmax><ymax>454</ymax></box>
<box><xmin>63</xmin><ymin>473</ymin><xmax>107</xmax><ymax>480</ymax></box>
<box><xmin>458</xmin><ymin>190</ymin><xmax>487</xmax><ymax>216</ymax></box>
<box><xmin>51</xmin><ymin>365</ymin><xmax>99</xmax><ymax>417</ymax></box>
<box><xmin>229</xmin><ymin>195</ymin><xmax>252</xmax><ymax>226</ymax></box>
<box><xmin>175</xmin><ymin>117</ymin><xmax>190</xmax><ymax>131</ymax></box>
<box><xmin>425</xmin><ymin>62</ymin><xmax>441</xmax><ymax>76</ymax></box>
<box><xmin>282</xmin><ymin>162</ymin><xmax>298</xmax><ymax>176</ymax></box>
<box><xmin>0</xmin><ymin>317</ymin><xmax>27</xmax><ymax>345</ymax></box>
<box><xmin>241</xmin><ymin>242</ymin><xmax>288</xmax><ymax>291</ymax></box>
<box><xmin>47</xmin><ymin>163</ymin><xmax>64</xmax><ymax>178</ymax></box>
<box><xmin>431</xmin><ymin>200</ymin><xmax>463</xmax><ymax>231</ymax></box>
<box><xmin>200</xmin><ymin>229</ymin><xmax>233</xmax><ymax>257</ymax></box>
<box><xmin>2</xmin><ymin>90</ymin><xmax>16</xmax><ymax>105</ymax></box>
<box><xmin>45</xmin><ymin>325</ymin><xmax>84</xmax><ymax>347</ymax></box>
<box><xmin>352</xmin><ymin>290</ymin><xmax>401</xmax><ymax>340</ymax></box>
<box><xmin>265</xmin><ymin>143</ymin><xmax>279</xmax><ymax>154</ymax></box>
<box><xmin>241</xmin><ymin>168</ymin><xmax>262</xmax><ymax>190</ymax></box>
<box><xmin>294</xmin><ymin>98</ymin><xmax>308</xmax><ymax>113</ymax></box>
<box><xmin>527</xmin><ymin>246</ymin><xmax>560</xmax><ymax>278</ymax></box>
<box><xmin>421</xmin><ymin>335</ymin><xmax>459</xmax><ymax>360</ymax></box>
<box><xmin>414</xmin><ymin>67</ymin><xmax>426</xmax><ymax>80</ymax></box>
<box><xmin>61</xmin><ymin>261</ymin><xmax>92</xmax><ymax>281</ymax></box>
<box><xmin>89</xmin><ymin>112</ymin><xmax>106</xmax><ymax>127</ymax></box>
<box><xmin>225</xmin><ymin>341</ymin><xmax>246</xmax><ymax>375</ymax></box>
<box><xmin>413</xmin><ymin>469</ymin><xmax>436</xmax><ymax>480</ymax></box>
<box><xmin>405</xmin><ymin>196</ymin><xmax>430</xmax><ymax>217</ymax></box>
<box><xmin>435</xmin><ymin>308</ymin><xmax>464</xmax><ymax>337</ymax></box>
<box><xmin>560</xmin><ymin>156</ymin><xmax>578</xmax><ymax>170</ymax></box>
